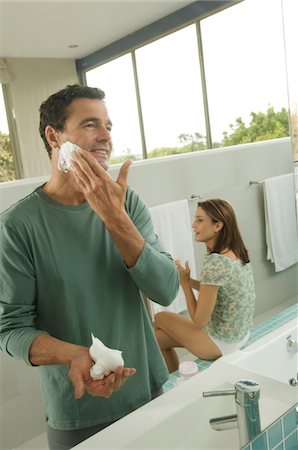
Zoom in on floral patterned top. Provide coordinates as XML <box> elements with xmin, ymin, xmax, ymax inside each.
<box><xmin>201</xmin><ymin>253</ymin><xmax>256</xmax><ymax>343</ymax></box>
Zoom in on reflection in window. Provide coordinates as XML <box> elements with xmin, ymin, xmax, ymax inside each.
<box><xmin>86</xmin><ymin>54</ymin><xmax>143</xmax><ymax>162</ymax></box>
<box><xmin>201</xmin><ymin>0</ymin><xmax>289</xmax><ymax>146</ymax></box>
<box><xmin>0</xmin><ymin>84</ymin><xmax>15</xmax><ymax>182</ymax></box>
<box><xmin>136</xmin><ymin>25</ymin><xmax>206</xmax><ymax>156</ymax></box>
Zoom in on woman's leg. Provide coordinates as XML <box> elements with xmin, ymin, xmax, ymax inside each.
<box><xmin>154</xmin><ymin>322</ymin><xmax>180</xmax><ymax>373</ymax></box>
<box><xmin>154</xmin><ymin>311</ymin><xmax>222</xmax><ymax>372</ymax></box>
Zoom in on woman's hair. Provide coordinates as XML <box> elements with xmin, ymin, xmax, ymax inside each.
<box><xmin>197</xmin><ymin>199</ymin><xmax>250</xmax><ymax>263</ymax></box>
<box><xmin>39</xmin><ymin>84</ymin><xmax>106</xmax><ymax>158</ymax></box>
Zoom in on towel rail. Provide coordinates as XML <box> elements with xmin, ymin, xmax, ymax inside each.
<box><xmin>190</xmin><ymin>194</ymin><xmax>202</xmax><ymax>199</ymax></box>
<box><xmin>249</xmin><ymin>180</ymin><xmax>264</xmax><ymax>185</ymax></box>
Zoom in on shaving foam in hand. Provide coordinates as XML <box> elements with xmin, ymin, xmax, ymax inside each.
<box><xmin>58</xmin><ymin>141</ymin><xmax>81</xmax><ymax>172</ymax></box>
<box><xmin>89</xmin><ymin>333</ymin><xmax>124</xmax><ymax>380</ymax></box>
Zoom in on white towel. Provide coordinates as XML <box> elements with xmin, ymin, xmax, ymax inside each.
<box><xmin>149</xmin><ymin>199</ymin><xmax>196</xmax><ymax>314</ymax></box>
<box><xmin>263</xmin><ymin>173</ymin><xmax>298</xmax><ymax>272</ymax></box>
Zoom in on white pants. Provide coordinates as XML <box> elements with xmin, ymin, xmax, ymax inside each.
<box><xmin>207</xmin><ymin>332</ymin><xmax>250</xmax><ymax>356</ymax></box>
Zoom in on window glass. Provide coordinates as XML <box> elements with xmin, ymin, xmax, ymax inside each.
<box><xmin>201</xmin><ymin>0</ymin><xmax>289</xmax><ymax>146</ymax></box>
<box><xmin>86</xmin><ymin>54</ymin><xmax>143</xmax><ymax>163</ymax></box>
<box><xmin>0</xmin><ymin>84</ymin><xmax>15</xmax><ymax>182</ymax></box>
<box><xmin>135</xmin><ymin>25</ymin><xmax>206</xmax><ymax>157</ymax></box>
<box><xmin>282</xmin><ymin>0</ymin><xmax>298</xmax><ymax>161</ymax></box>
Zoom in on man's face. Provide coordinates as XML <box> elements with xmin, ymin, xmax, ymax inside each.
<box><xmin>59</xmin><ymin>98</ymin><xmax>113</xmax><ymax>171</ymax></box>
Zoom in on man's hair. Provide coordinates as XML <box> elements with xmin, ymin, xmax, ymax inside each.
<box><xmin>197</xmin><ymin>199</ymin><xmax>250</xmax><ymax>263</ymax></box>
<box><xmin>39</xmin><ymin>84</ymin><xmax>105</xmax><ymax>158</ymax></box>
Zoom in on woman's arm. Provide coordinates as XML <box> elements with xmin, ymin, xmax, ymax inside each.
<box><xmin>192</xmin><ymin>284</ymin><xmax>219</xmax><ymax>328</ymax></box>
<box><xmin>175</xmin><ymin>260</ymin><xmax>219</xmax><ymax>327</ymax></box>
<box><xmin>179</xmin><ymin>280</ymin><xmax>218</xmax><ymax>328</ymax></box>
<box><xmin>189</xmin><ymin>278</ymin><xmax>201</xmax><ymax>291</ymax></box>
<box><xmin>175</xmin><ymin>260</ymin><xmax>198</xmax><ymax>320</ymax></box>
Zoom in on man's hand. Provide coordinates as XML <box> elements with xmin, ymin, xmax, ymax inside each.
<box><xmin>71</xmin><ymin>149</ymin><xmax>144</xmax><ymax>267</ymax></box>
<box><xmin>68</xmin><ymin>349</ymin><xmax>136</xmax><ymax>399</ymax></box>
<box><xmin>72</xmin><ymin>150</ymin><xmax>132</xmax><ymax>223</ymax></box>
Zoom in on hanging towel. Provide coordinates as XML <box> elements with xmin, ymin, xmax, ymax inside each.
<box><xmin>263</xmin><ymin>173</ymin><xmax>298</xmax><ymax>272</ymax></box>
<box><xmin>149</xmin><ymin>199</ymin><xmax>196</xmax><ymax>314</ymax></box>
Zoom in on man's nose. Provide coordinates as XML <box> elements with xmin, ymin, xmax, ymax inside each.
<box><xmin>96</xmin><ymin>126</ymin><xmax>111</xmax><ymax>142</ymax></box>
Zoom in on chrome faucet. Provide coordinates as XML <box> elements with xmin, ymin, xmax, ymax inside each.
<box><xmin>287</xmin><ymin>335</ymin><xmax>298</xmax><ymax>353</ymax></box>
<box><xmin>203</xmin><ymin>379</ymin><xmax>261</xmax><ymax>448</ymax></box>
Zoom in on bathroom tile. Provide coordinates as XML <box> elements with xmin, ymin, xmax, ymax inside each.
<box><xmin>284</xmin><ymin>431</ymin><xmax>298</xmax><ymax>450</ymax></box>
<box><xmin>272</xmin><ymin>444</ymin><xmax>284</xmax><ymax>450</ymax></box>
<box><xmin>283</xmin><ymin>407</ymin><xmax>297</xmax><ymax>437</ymax></box>
<box><xmin>268</xmin><ymin>420</ymin><xmax>283</xmax><ymax>448</ymax></box>
<box><xmin>252</xmin><ymin>432</ymin><xmax>268</xmax><ymax>450</ymax></box>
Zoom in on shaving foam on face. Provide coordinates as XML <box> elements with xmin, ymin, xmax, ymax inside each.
<box><xmin>89</xmin><ymin>333</ymin><xmax>124</xmax><ymax>380</ymax></box>
<box><xmin>58</xmin><ymin>141</ymin><xmax>81</xmax><ymax>172</ymax></box>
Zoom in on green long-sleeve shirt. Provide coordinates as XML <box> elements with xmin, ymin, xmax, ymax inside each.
<box><xmin>0</xmin><ymin>186</ymin><xmax>179</xmax><ymax>430</ymax></box>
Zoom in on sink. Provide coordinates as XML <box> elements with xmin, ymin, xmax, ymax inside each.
<box><xmin>73</xmin><ymin>360</ymin><xmax>295</xmax><ymax>450</ymax></box>
<box><xmin>122</xmin><ymin>383</ymin><xmax>238</xmax><ymax>449</ymax></box>
<box><xmin>225</xmin><ymin>318</ymin><xmax>298</xmax><ymax>385</ymax></box>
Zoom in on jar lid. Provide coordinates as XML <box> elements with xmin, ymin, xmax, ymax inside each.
<box><xmin>178</xmin><ymin>361</ymin><xmax>198</xmax><ymax>376</ymax></box>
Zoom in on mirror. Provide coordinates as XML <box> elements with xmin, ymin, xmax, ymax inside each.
<box><xmin>0</xmin><ymin>1</ymin><xmax>297</xmax><ymax>449</ymax></box>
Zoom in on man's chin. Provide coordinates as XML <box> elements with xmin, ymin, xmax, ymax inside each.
<box><xmin>95</xmin><ymin>158</ymin><xmax>109</xmax><ymax>171</ymax></box>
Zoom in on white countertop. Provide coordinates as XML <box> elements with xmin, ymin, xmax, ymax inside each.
<box><xmin>72</xmin><ymin>357</ymin><xmax>295</xmax><ymax>449</ymax></box>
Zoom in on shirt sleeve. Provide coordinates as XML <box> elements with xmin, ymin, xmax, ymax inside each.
<box><xmin>125</xmin><ymin>188</ymin><xmax>179</xmax><ymax>306</ymax></box>
<box><xmin>0</xmin><ymin>219</ymin><xmax>48</xmax><ymax>365</ymax></box>
<box><xmin>200</xmin><ymin>254</ymin><xmax>228</xmax><ymax>286</ymax></box>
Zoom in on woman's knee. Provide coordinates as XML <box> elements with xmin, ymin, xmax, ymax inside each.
<box><xmin>154</xmin><ymin>312</ymin><xmax>164</xmax><ymax>329</ymax></box>
<box><xmin>154</xmin><ymin>311</ymin><xmax>173</xmax><ymax>327</ymax></box>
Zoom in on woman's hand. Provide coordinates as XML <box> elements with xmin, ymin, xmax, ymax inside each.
<box><xmin>175</xmin><ymin>260</ymin><xmax>191</xmax><ymax>286</ymax></box>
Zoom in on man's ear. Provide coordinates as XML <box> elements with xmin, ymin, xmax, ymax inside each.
<box><xmin>45</xmin><ymin>125</ymin><xmax>61</xmax><ymax>149</ymax></box>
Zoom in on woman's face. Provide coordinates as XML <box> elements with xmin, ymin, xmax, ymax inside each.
<box><xmin>192</xmin><ymin>207</ymin><xmax>221</xmax><ymax>248</ymax></box>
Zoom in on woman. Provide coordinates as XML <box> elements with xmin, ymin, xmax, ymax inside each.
<box><xmin>154</xmin><ymin>199</ymin><xmax>256</xmax><ymax>373</ymax></box>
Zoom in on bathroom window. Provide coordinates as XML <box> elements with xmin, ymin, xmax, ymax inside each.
<box><xmin>201</xmin><ymin>0</ymin><xmax>289</xmax><ymax>146</ymax></box>
<box><xmin>82</xmin><ymin>0</ymin><xmax>291</xmax><ymax>164</ymax></box>
<box><xmin>0</xmin><ymin>84</ymin><xmax>16</xmax><ymax>182</ymax></box>
<box><xmin>85</xmin><ymin>54</ymin><xmax>143</xmax><ymax>163</ymax></box>
<box><xmin>135</xmin><ymin>25</ymin><xmax>206</xmax><ymax>157</ymax></box>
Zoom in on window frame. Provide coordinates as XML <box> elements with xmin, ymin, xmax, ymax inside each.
<box><xmin>1</xmin><ymin>83</ymin><xmax>23</xmax><ymax>179</ymax></box>
<box><xmin>77</xmin><ymin>1</ymin><xmax>239</xmax><ymax>159</ymax></box>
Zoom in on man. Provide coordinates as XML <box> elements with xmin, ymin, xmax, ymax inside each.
<box><xmin>0</xmin><ymin>84</ymin><xmax>179</xmax><ymax>449</ymax></box>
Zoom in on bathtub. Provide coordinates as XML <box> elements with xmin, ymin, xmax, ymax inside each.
<box><xmin>226</xmin><ymin>317</ymin><xmax>298</xmax><ymax>386</ymax></box>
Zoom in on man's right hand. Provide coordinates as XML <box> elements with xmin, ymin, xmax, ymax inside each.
<box><xmin>68</xmin><ymin>350</ymin><xmax>136</xmax><ymax>399</ymax></box>
<box><xmin>29</xmin><ymin>334</ymin><xmax>136</xmax><ymax>399</ymax></box>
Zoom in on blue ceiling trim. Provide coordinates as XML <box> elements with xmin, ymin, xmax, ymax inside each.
<box><xmin>76</xmin><ymin>0</ymin><xmax>236</xmax><ymax>73</ymax></box>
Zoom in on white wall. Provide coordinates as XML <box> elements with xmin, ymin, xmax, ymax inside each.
<box><xmin>6</xmin><ymin>58</ymin><xmax>78</xmax><ymax>178</ymax></box>
<box><xmin>110</xmin><ymin>138</ymin><xmax>297</xmax><ymax>315</ymax></box>
<box><xmin>0</xmin><ymin>138</ymin><xmax>297</xmax><ymax>449</ymax></box>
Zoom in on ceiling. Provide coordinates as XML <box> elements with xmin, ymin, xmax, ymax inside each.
<box><xmin>0</xmin><ymin>0</ymin><xmax>195</xmax><ymax>59</ymax></box>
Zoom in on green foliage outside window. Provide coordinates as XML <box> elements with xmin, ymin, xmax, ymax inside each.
<box><xmin>0</xmin><ymin>131</ymin><xmax>15</xmax><ymax>182</ymax></box>
<box><xmin>222</xmin><ymin>107</ymin><xmax>290</xmax><ymax>146</ymax></box>
<box><xmin>110</xmin><ymin>106</ymin><xmax>291</xmax><ymax>164</ymax></box>
<box><xmin>0</xmin><ymin>107</ymin><xmax>295</xmax><ymax>181</ymax></box>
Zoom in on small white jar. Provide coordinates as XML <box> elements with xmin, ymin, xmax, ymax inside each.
<box><xmin>176</xmin><ymin>361</ymin><xmax>198</xmax><ymax>385</ymax></box>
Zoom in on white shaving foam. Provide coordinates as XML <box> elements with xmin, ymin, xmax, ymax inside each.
<box><xmin>58</xmin><ymin>141</ymin><xmax>81</xmax><ymax>172</ymax></box>
<box><xmin>89</xmin><ymin>333</ymin><xmax>124</xmax><ymax>380</ymax></box>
